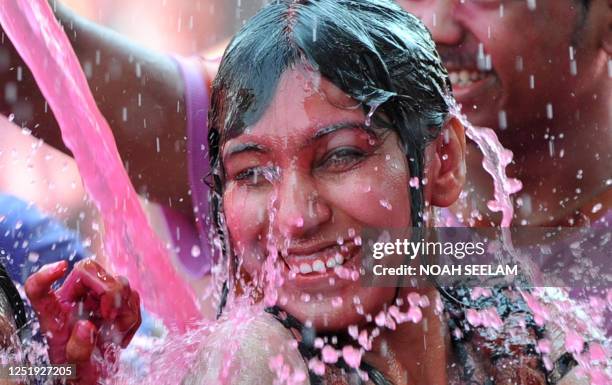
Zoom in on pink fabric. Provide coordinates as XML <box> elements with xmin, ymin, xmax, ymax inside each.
<box><xmin>171</xmin><ymin>55</ymin><xmax>212</xmax><ymax>277</ymax></box>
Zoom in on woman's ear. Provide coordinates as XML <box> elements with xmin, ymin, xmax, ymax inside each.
<box><xmin>424</xmin><ymin>117</ymin><xmax>466</xmax><ymax>208</ymax></box>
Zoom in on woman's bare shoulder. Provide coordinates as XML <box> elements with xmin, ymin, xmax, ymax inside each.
<box><xmin>182</xmin><ymin>308</ymin><xmax>309</xmax><ymax>385</ymax></box>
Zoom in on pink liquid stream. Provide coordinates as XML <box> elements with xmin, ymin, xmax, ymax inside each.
<box><xmin>0</xmin><ymin>0</ymin><xmax>201</xmax><ymax>331</ymax></box>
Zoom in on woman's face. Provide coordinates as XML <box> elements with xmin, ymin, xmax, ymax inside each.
<box><xmin>221</xmin><ymin>69</ymin><xmax>412</xmax><ymax>331</ymax></box>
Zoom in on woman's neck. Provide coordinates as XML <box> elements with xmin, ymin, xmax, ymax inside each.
<box><xmin>364</xmin><ymin>287</ymin><xmax>449</xmax><ymax>385</ymax></box>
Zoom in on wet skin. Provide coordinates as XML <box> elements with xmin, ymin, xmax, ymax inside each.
<box><xmin>397</xmin><ymin>0</ymin><xmax>609</xmax><ymax>135</ymax></box>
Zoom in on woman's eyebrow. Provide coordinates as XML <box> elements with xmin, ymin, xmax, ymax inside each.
<box><xmin>223</xmin><ymin>142</ymin><xmax>267</xmax><ymax>160</ymax></box>
<box><xmin>310</xmin><ymin>121</ymin><xmax>373</xmax><ymax>142</ymax></box>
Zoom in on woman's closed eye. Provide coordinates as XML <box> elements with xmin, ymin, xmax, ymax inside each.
<box><xmin>234</xmin><ymin>167</ymin><xmax>265</xmax><ymax>186</ymax></box>
<box><xmin>317</xmin><ymin>147</ymin><xmax>367</xmax><ymax>172</ymax></box>
<box><xmin>233</xmin><ymin>166</ymin><xmax>278</xmax><ymax>187</ymax></box>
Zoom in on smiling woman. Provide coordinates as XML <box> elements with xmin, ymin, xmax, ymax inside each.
<box><xmin>183</xmin><ymin>1</ymin><xmax>561</xmax><ymax>385</ymax></box>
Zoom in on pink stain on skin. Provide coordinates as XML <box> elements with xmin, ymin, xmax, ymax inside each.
<box><xmin>0</xmin><ymin>0</ymin><xmax>200</xmax><ymax>330</ymax></box>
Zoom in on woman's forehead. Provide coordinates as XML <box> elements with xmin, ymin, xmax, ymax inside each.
<box><xmin>223</xmin><ymin>69</ymin><xmax>366</xmax><ymax>151</ymax></box>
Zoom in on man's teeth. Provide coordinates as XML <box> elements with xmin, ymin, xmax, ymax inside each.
<box><xmin>296</xmin><ymin>254</ymin><xmax>346</xmax><ymax>274</ymax></box>
<box><xmin>448</xmin><ymin>70</ymin><xmax>489</xmax><ymax>87</ymax></box>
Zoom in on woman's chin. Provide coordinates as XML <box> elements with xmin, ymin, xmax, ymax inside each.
<box><xmin>278</xmin><ymin>286</ymin><xmax>397</xmax><ymax>332</ymax></box>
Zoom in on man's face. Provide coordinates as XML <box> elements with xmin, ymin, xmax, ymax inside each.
<box><xmin>397</xmin><ymin>0</ymin><xmax>603</xmax><ymax>135</ymax></box>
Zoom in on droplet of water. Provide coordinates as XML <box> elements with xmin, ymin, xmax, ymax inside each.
<box><xmin>27</xmin><ymin>252</ymin><xmax>39</xmax><ymax>263</ymax></box>
<box><xmin>498</xmin><ymin>110</ymin><xmax>507</xmax><ymax>130</ymax></box>
<box><xmin>409</xmin><ymin>177</ymin><xmax>420</xmax><ymax>188</ymax></box>
<box><xmin>515</xmin><ymin>56</ymin><xmax>523</xmax><ymax>72</ymax></box>
<box><xmin>576</xmin><ymin>169</ymin><xmax>583</xmax><ymax>180</ymax></box>
<box><xmin>527</xmin><ymin>0</ymin><xmax>537</xmax><ymax>11</ymax></box>
<box><xmin>379</xmin><ymin>199</ymin><xmax>392</xmax><ymax>210</ymax></box>
<box><xmin>569</xmin><ymin>60</ymin><xmax>577</xmax><ymax>76</ymax></box>
<box><xmin>591</xmin><ymin>203</ymin><xmax>602</xmax><ymax>214</ymax></box>
<box><xmin>546</xmin><ymin>103</ymin><xmax>553</xmax><ymax>119</ymax></box>
<box><xmin>341</xmin><ymin>346</ymin><xmax>362</xmax><ymax>369</ymax></box>
<box><xmin>548</xmin><ymin>140</ymin><xmax>555</xmax><ymax>157</ymax></box>
<box><xmin>190</xmin><ymin>245</ymin><xmax>201</xmax><ymax>258</ymax></box>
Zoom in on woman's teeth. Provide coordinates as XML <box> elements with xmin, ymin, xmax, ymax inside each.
<box><xmin>296</xmin><ymin>254</ymin><xmax>345</xmax><ymax>275</ymax></box>
<box><xmin>448</xmin><ymin>70</ymin><xmax>489</xmax><ymax>87</ymax></box>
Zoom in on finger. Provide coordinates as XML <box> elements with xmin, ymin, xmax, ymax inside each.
<box><xmin>66</xmin><ymin>320</ymin><xmax>97</xmax><ymax>363</ymax></box>
<box><xmin>97</xmin><ymin>289</ymin><xmax>140</xmax><ymax>348</ymax></box>
<box><xmin>99</xmin><ymin>275</ymin><xmax>132</xmax><ymax>321</ymax></box>
<box><xmin>114</xmin><ymin>279</ymin><xmax>137</xmax><ymax>332</ymax></box>
<box><xmin>119</xmin><ymin>290</ymin><xmax>141</xmax><ymax>347</ymax></box>
<box><xmin>58</xmin><ymin>260</ymin><xmax>126</xmax><ymax>321</ymax></box>
<box><xmin>98</xmin><ymin>291</ymin><xmax>142</xmax><ymax>350</ymax></box>
<box><xmin>25</xmin><ymin>261</ymin><xmax>68</xmax><ymax>304</ymax></box>
<box><xmin>24</xmin><ymin>261</ymin><xmax>68</xmax><ymax>326</ymax></box>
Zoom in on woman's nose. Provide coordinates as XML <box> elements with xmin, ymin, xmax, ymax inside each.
<box><xmin>274</xmin><ymin>169</ymin><xmax>331</xmax><ymax>239</ymax></box>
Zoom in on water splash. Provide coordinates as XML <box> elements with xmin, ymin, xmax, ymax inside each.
<box><xmin>446</xmin><ymin>98</ymin><xmax>523</xmax><ymax>227</ymax></box>
<box><xmin>2</xmin><ymin>2</ymin><xmax>609</xmax><ymax>384</ymax></box>
<box><xmin>0</xmin><ymin>0</ymin><xmax>200</xmax><ymax>330</ymax></box>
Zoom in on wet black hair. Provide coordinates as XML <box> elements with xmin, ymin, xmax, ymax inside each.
<box><xmin>207</xmin><ymin>1</ymin><xmax>451</xmax><ymax>383</ymax></box>
<box><xmin>0</xmin><ymin>263</ymin><xmax>27</xmax><ymax>333</ymax></box>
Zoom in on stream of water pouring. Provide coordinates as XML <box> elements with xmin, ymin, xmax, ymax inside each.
<box><xmin>0</xmin><ymin>0</ymin><xmax>200</xmax><ymax>331</ymax></box>
<box><xmin>446</xmin><ymin>98</ymin><xmax>523</xmax><ymax>228</ymax></box>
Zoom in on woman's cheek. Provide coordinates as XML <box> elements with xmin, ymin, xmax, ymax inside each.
<box><xmin>320</xmin><ymin>161</ymin><xmax>410</xmax><ymax>228</ymax></box>
<box><xmin>223</xmin><ymin>184</ymin><xmax>269</xmax><ymax>251</ymax></box>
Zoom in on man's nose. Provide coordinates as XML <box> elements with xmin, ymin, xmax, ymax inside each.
<box><xmin>414</xmin><ymin>0</ymin><xmax>465</xmax><ymax>46</ymax></box>
<box><xmin>274</xmin><ymin>169</ymin><xmax>331</xmax><ymax>239</ymax></box>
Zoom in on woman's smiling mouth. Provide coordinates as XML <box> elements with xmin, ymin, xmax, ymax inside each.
<box><xmin>281</xmin><ymin>241</ymin><xmax>358</xmax><ymax>274</ymax></box>
<box><xmin>275</xmin><ymin>240</ymin><xmax>362</xmax><ymax>292</ymax></box>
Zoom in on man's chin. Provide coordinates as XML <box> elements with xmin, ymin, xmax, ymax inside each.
<box><xmin>450</xmin><ymin>73</ymin><xmax>504</xmax><ymax>129</ymax></box>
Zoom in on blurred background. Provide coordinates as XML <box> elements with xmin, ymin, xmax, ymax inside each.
<box><xmin>60</xmin><ymin>0</ymin><xmax>264</xmax><ymax>55</ymax></box>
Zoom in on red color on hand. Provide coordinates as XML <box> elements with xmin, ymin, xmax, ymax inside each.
<box><xmin>25</xmin><ymin>260</ymin><xmax>141</xmax><ymax>384</ymax></box>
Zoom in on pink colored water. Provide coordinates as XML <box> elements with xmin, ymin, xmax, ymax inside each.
<box><xmin>447</xmin><ymin>99</ymin><xmax>523</xmax><ymax>227</ymax></box>
<box><xmin>0</xmin><ymin>0</ymin><xmax>200</xmax><ymax>331</ymax></box>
